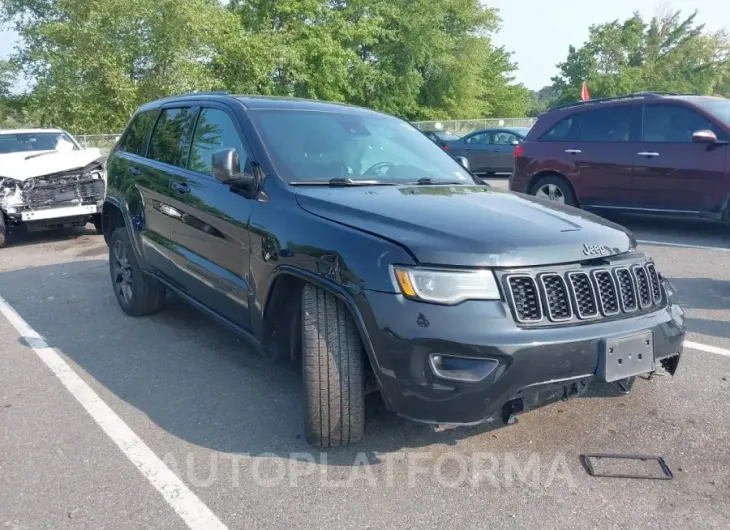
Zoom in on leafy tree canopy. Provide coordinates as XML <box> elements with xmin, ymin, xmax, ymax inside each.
<box><xmin>551</xmin><ymin>9</ymin><xmax>730</xmax><ymax>106</ymax></box>
<box><xmin>0</xmin><ymin>0</ymin><xmax>529</xmax><ymax>132</ymax></box>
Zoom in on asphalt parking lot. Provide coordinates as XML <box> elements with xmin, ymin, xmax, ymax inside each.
<box><xmin>1</xmin><ymin>184</ymin><xmax>729</xmax><ymax>529</ymax></box>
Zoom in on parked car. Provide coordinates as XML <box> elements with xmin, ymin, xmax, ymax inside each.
<box><xmin>422</xmin><ymin>130</ymin><xmax>461</xmax><ymax>147</ymax></box>
<box><xmin>103</xmin><ymin>93</ymin><xmax>684</xmax><ymax>447</ymax></box>
<box><xmin>444</xmin><ymin>127</ymin><xmax>531</xmax><ymax>175</ymax></box>
<box><xmin>510</xmin><ymin>93</ymin><xmax>730</xmax><ymax>222</ymax></box>
<box><xmin>0</xmin><ymin>128</ymin><xmax>107</xmax><ymax>247</ymax></box>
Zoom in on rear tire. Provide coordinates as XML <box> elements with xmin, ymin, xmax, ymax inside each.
<box><xmin>0</xmin><ymin>215</ymin><xmax>6</xmax><ymax>249</ymax></box>
<box><xmin>530</xmin><ymin>175</ymin><xmax>578</xmax><ymax>207</ymax></box>
<box><xmin>109</xmin><ymin>227</ymin><xmax>166</xmax><ymax>316</ymax></box>
<box><xmin>302</xmin><ymin>284</ymin><xmax>365</xmax><ymax>447</ymax></box>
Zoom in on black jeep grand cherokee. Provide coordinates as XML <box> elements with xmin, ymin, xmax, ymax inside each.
<box><xmin>102</xmin><ymin>93</ymin><xmax>685</xmax><ymax>447</ymax></box>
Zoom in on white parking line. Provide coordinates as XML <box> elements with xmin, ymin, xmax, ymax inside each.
<box><xmin>685</xmin><ymin>340</ymin><xmax>730</xmax><ymax>358</ymax></box>
<box><xmin>0</xmin><ymin>295</ymin><xmax>228</xmax><ymax>530</ymax></box>
<box><xmin>638</xmin><ymin>240</ymin><xmax>730</xmax><ymax>252</ymax></box>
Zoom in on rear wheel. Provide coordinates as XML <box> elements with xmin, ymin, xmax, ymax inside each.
<box><xmin>109</xmin><ymin>227</ymin><xmax>166</xmax><ymax>316</ymax></box>
<box><xmin>0</xmin><ymin>215</ymin><xmax>6</xmax><ymax>249</ymax></box>
<box><xmin>530</xmin><ymin>175</ymin><xmax>577</xmax><ymax>207</ymax></box>
<box><xmin>302</xmin><ymin>284</ymin><xmax>365</xmax><ymax>447</ymax></box>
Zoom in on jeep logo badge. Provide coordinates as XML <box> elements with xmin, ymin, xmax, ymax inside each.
<box><xmin>582</xmin><ymin>244</ymin><xmax>610</xmax><ymax>256</ymax></box>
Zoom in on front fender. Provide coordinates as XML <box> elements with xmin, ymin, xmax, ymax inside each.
<box><xmin>103</xmin><ymin>191</ymin><xmax>152</xmax><ymax>272</ymax></box>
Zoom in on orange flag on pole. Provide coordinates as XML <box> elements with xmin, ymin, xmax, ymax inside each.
<box><xmin>580</xmin><ymin>81</ymin><xmax>590</xmax><ymax>101</ymax></box>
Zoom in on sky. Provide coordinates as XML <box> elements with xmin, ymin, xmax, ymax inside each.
<box><xmin>489</xmin><ymin>0</ymin><xmax>730</xmax><ymax>89</ymax></box>
<box><xmin>1</xmin><ymin>0</ymin><xmax>729</xmax><ymax>92</ymax></box>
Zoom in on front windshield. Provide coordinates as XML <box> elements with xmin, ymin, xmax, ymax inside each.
<box><xmin>0</xmin><ymin>132</ymin><xmax>80</xmax><ymax>154</ymax></box>
<box><xmin>249</xmin><ymin>109</ymin><xmax>474</xmax><ymax>184</ymax></box>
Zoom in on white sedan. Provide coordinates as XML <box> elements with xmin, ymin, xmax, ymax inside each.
<box><xmin>0</xmin><ymin>128</ymin><xmax>107</xmax><ymax>248</ymax></box>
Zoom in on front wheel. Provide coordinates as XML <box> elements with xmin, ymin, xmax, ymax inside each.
<box><xmin>92</xmin><ymin>214</ymin><xmax>103</xmax><ymax>235</ymax></box>
<box><xmin>530</xmin><ymin>175</ymin><xmax>578</xmax><ymax>207</ymax></box>
<box><xmin>109</xmin><ymin>227</ymin><xmax>166</xmax><ymax>316</ymax></box>
<box><xmin>302</xmin><ymin>284</ymin><xmax>365</xmax><ymax>447</ymax></box>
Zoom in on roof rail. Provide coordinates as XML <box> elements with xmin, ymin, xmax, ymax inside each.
<box><xmin>547</xmin><ymin>92</ymin><xmax>700</xmax><ymax>112</ymax></box>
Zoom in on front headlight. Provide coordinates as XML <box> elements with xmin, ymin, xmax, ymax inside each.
<box><xmin>392</xmin><ymin>266</ymin><xmax>502</xmax><ymax>304</ymax></box>
<box><xmin>1</xmin><ymin>177</ymin><xmax>20</xmax><ymax>189</ymax></box>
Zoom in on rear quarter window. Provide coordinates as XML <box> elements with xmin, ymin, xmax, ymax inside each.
<box><xmin>538</xmin><ymin>115</ymin><xmax>579</xmax><ymax>142</ymax></box>
<box><xmin>119</xmin><ymin>110</ymin><xmax>159</xmax><ymax>156</ymax></box>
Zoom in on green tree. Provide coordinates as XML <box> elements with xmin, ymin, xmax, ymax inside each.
<box><xmin>551</xmin><ymin>9</ymin><xmax>730</xmax><ymax>104</ymax></box>
<box><xmin>1</xmin><ymin>0</ymin><xmax>236</xmax><ymax>132</ymax></box>
<box><xmin>2</xmin><ymin>0</ymin><xmax>529</xmax><ymax>130</ymax></box>
<box><xmin>526</xmin><ymin>86</ymin><xmax>559</xmax><ymax>116</ymax></box>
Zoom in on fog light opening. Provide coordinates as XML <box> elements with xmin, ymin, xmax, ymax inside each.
<box><xmin>429</xmin><ymin>354</ymin><xmax>498</xmax><ymax>383</ymax></box>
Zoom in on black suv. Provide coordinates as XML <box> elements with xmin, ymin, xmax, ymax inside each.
<box><xmin>102</xmin><ymin>93</ymin><xmax>685</xmax><ymax>447</ymax></box>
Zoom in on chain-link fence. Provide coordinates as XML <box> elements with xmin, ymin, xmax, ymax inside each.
<box><xmin>412</xmin><ymin>118</ymin><xmax>536</xmax><ymax>136</ymax></box>
<box><xmin>75</xmin><ymin>134</ymin><xmax>121</xmax><ymax>156</ymax></box>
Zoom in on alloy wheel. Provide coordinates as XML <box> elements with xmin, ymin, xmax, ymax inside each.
<box><xmin>112</xmin><ymin>240</ymin><xmax>133</xmax><ymax>305</ymax></box>
<box><xmin>536</xmin><ymin>183</ymin><xmax>566</xmax><ymax>203</ymax></box>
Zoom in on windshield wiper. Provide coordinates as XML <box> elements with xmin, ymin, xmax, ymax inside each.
<box><xmin>412</xmin><ymin>177</ymin><xmax>467</xmax><ymax>185</ymax></box>
<box><xmin>25</xmin><ymin>150</ymin><xmax>58</xmax><ymax>160</ymax></box>
<box><xmin>290</xmin><ymin>178</ymin><xmax>397</xmax><ymax>187</ymax></box>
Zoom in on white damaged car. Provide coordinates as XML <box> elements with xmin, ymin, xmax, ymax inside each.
<box><xmin>0</xmin><ymin>128</ymin><xmax>107</xmax><ymax>248</ymax></box>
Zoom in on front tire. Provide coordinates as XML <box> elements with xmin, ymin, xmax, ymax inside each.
<box><xmin>530</xmin><ymin>175</ymin><xmax>578</xmax><ymax>207</ymax></box>
<box><xmin>109</xmin><ymin>227</ymin><xmax>166</xmax><ymax>316</ymax></box>
<box><xmin>302</xmin><ymin>284</ymin><xmax>365</xmax><ymax>447</ymax></box>
<box><xmin>92</xmin><ymin>214</ymin><xmax>103</xmax><ymax>235</ymax></box>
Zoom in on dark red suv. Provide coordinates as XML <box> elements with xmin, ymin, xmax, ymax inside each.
<box><xmin>510</xmin><ymin>93</ymin><xmax>730</xmax><ymax>222</ymax></box>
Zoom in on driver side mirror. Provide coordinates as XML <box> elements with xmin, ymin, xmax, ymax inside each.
<box><xmin>455</xmin><ymin>156</ymin><xmax>470</xmax><ymax>170</ymax></box>
<box><xmin>692</xmin><ymin>129</ymin><xmax>718</xmax><ymax>144</ymax></box>
<box><xmin>511</xmin><ymin>139</ymin><xmax>520</xmax><ymax>146</ymax></box>
<box><xmin>212</xmin><ymin>149</ymin><xmax>256</xmax><ymax>190</ymax></box>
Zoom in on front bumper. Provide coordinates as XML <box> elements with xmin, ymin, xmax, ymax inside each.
<box><xmin>357</xmin><ymin>288</ymin><xmax>684</xmax><ymax>426</ymax></box>
<box><xmin>19</xmin><ymin>204</ymin><xmax>99</xmax><ymax>222</ymax></box>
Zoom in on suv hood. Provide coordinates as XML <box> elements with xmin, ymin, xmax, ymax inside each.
<box><xmin>0</xmin><ymin>149</ymin><xmax>104</xmax><ymax>181</ymax></box>
<box><xmin>294</xmin><ymin>185</ymin><xmax>636</xmax><ymax>267</ymax></box>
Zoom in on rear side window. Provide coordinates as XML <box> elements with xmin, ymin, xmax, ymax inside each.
<box><xmin>148</xmin><ymin>107</ymin><xmax>198</xmax><ymax>167</ymax></box>
<box><xmin>119</xmin><ymin>110</ymin><xmax>158</xmax><ymax>156</ymax></box>
<box><xmin>465</xmin><ymin>132</ymin><xmax>490</xmax><ymax>145</ymax></box>
<box><xmin>578</xmin><ymin>107</ymin><xmax>634</xmax><ymax>142</ymax></box>
<box><xmin>539</xmin><ymin>116</ymin><xmax>578</xmax><ymax>142</ymax></box>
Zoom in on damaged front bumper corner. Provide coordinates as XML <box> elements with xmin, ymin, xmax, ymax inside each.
<box><xmin>1</xmin><ymin>167</ymin><xmax>106</xmax><ymax>230</ymax></box>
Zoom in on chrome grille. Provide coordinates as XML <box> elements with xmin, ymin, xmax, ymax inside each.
<box><xmin>568</xmin><ymin>272</ymin><xmax>598</xmax><ymax>319</ymax></box>
<box><xmin>540</xmin><ymin>274</ymin><xmax>572</xmax><ymax>321</ymax></box>
<box><xmin>504</xmin><ymin>261</ymin><xmax>664</xmax><ymax>327</ymax></box>
<box><xmin>645</xmin><ymin>263</ymin><xmax>662</xmax><ymax>303</ymax></box>
<box><xmin>632</xmin><ymin>265</ymin><xmax>652</xmax><ymax>308</ymax></box>
<box><xmin>615</xmin><ymin>268</ymin><xmax>637</xmax><ymax>312</ymax></box>
<box><xmin>592</xmin><ymin>269</ymin><xmax>619</xmax><ymax>316</ymax></box>
<box><xmin>507</xmin><ymin>275</ymin><xmax>542</xmax><ymax>323</ymax></box>
<box><xmin>24</xmin><ymin>177</ymin><xmax>104</xmax><ymax>209</ymax></box>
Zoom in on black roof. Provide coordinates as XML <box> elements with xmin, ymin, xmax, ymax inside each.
<box><xmin>137</xmin><ymin>92</ymin><xmax>382</xmax><ymax>116</ymax></box>
<box><xmin>546</xmin><ymin>92</ymin><xmax>720</xmax><ymax>113</ymax></box>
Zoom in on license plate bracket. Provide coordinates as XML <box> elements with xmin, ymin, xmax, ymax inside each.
<box><xmin>598</xmin><ymin>331</ymin><xmax>655</xmax><ymax>383</ymax></box>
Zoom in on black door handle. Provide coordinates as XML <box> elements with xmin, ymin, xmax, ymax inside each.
<box><xmin>129</xmin><ymin>167</ymin><xmax>141</xmax><ymax>176</ymax></box>
<box><xmin>173</xmin><ymin>182</ymin><xmax>190</xmax><ymax>194</ymax></box>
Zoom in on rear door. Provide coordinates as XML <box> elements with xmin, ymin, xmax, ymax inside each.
<box><xmin>450</xmin><ymin>131</ymin><xmax>492</xmax><ymax>174</ymax></box>
<box><xmin>109</xmin><ymin>108</ymin><xmax>174</xmax><ymax>273</ymax></box>
<box><xmin>632</xmin><ymin>103</ymin><xmax>729</xmax><ymax>213</ymax></box>
<box><xmin>554</xmin><ymin>105</ymin><xmax>639</xmax><ymax>207</ymax></box>
<box><xmin>164</xmin><ymin>104</ymin><xmax>255</xmax><ymax>330</ymax></box>
<box><xmin>489</xmin><ymin>130</ymin><xmax>522</xmax><ymax>173</ymax></box>
<box><xmin>143</xmin><ymin>105</ymin><xmax>200</xmax><ymax>283</ymax></box>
